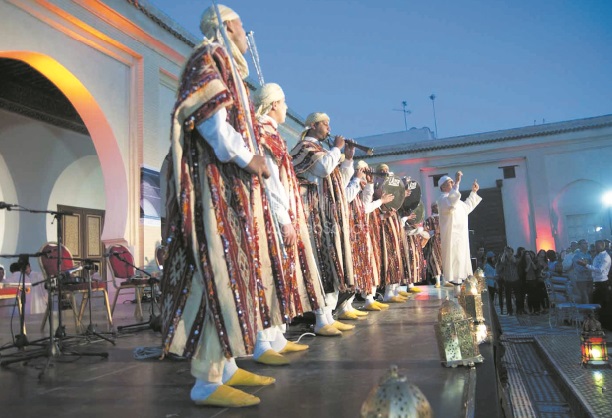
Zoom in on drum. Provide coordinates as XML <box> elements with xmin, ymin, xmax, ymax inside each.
<box><xmin>379</xmin><ymin>175</ymin><xmax>406</xmax><ymax>212</ymax></box>
<box><xmin>401</xmin><ymin>179</ymin><xmax>421</xmax><ymax>213</ymax></box>
<box><xmin>408</xmin><ymin>201</ymin><xmax>425</xmax><ymax>225</ymax></box>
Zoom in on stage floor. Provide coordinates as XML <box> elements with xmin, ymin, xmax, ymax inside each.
<box><xmin>0</xmin><ymin>286</ymin><xmax>483</xmax><ymax>418</ymax></box>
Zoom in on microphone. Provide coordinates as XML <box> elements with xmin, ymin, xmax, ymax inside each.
<box><xmin>0</xmin><ymin>201</ymin><xmax>18</xmax><ymax>210</ymax></box>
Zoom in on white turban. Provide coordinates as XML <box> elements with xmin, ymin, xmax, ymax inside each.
<box><xmin>377</xmin><ymin>163</ymin><xmax>389</xmax><ymax>173</ymax></box>
<box><xmin>253</xmin><ymin>83</ymin><xmax>285</xmax><ymax>117</ymax></box>
<box><xmin>438</xmin><ymin>175</ymin><xmax>453</xmax><ymax>190</ymax></box>
<box><xmin>199</xmin><ymin>5</ymin><xmax>249</xmax><ymax>79</ymax></box>
<box><xmin>356</xmin><ymin>160</ymin><xmax>369</xmax><ymax>170</ymax></box>
<box><xmin>304</xmin><ymin>112</ymin><xmax>330</xmax><ymax>129</ymax></box>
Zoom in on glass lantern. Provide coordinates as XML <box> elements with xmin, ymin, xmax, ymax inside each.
<box><xmin>434</xmin><ymin>298</ymin><xmax>484</xmax><ymax>367</ymax></box>
<box><xmin>581</xmin><ymin>315</ymin><xmax>609</xmax><ymax>368</ymax></box>
<box><xmin>361</xmin><ymin>365</ymin><xmax>432</xmax><ymax>418</ymax></box>
<box><xmin>458</xmin><ymin>276</ymin><xmax>484</xmax><ymax>322</ymax></box>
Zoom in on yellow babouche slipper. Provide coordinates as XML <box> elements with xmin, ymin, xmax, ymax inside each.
<box><xmin>315</xmin><ymin>324</ymin><xmax>342</xmax><ymax>337</ymax></box>
<box><xmin>331</xmin><ymin>320</ymin><xmax>355</xmax><ymax>331</ymax></box>
<box><xmin>444</xmin><ymin>282</ymin><xmax>455</xmax><ymax>288</ymax></box>
<box><xmin>435</xmin><ymin>283</ymin><xmax>441</xmax><ymax>288</ymax></box>
<box><xmin>385</xmin><ymin>296</ymin><xmax>407</xmax><ymax>303</ymax></box>
<box><xmin>352</xmin><ymin>309</ymin><xmax>369</xmax><ymax>317</ymax></box>
<box><xmin>409</xmin><ymin>287</ymin><xmax>422</xmax><ymax>293</ymax></box>
<box><xmin>193</xmin><ymin>385</ymin><xmax>260</xmax><ymax>407</ymax></box>
<box><xmin>398</xmin><ymin>290</ymin><xmax>410</xmax><ymax>297</ymax></box>
<box><xmin>338</xmin><ymin>311</ymin><xmax>360</xmax><ymax>320</ymax></box>
<box><xmin>255</xmin><ymin>349</ymin><xmax>289</xmax><ymax>366</ymax></box>
<box><xmin>225</xmin><ymin>368</ymin><xmax>276</xmax><ymax>386</ymax></box>
<box><xmin>374</xmin><ymin>301</ymin><xmax>390</xmax><ymax>309</ymax></box>
<box><xmin>279</xmin><ymin>340</ymin><xmax>309</xmax><ymax>353</ymax></box>
<box><xmin>364</xmin><ymin>303</ymin><xmax>381</xmax><ymax>311</ymax></box>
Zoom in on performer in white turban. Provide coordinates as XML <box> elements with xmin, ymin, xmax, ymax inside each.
<box><xmin>290</xmin><ymin>112</ymin><xmax>360</xmax><ymax>336</ymax></box>
<box><xmin>436</xmin><ymin>171</ymin><xmax>481</xmax><ymax>284</ymax></box>
<box><xmin>251</xmin><ymin>82</ymin><xmax>325</xmax><ymax>363</ymax></box>
<box><xmin>161</xmin><ymin>4</ymin><xmax>279</xmax><ymax>408</ymax></box>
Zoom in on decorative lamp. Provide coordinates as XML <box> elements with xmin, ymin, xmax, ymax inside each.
<box><xmin>581</xmin><ymin>314</ymin><xmax>609</xmax><ymax>368</ymax></box>
<box><xmin>361</xmin><ymin>365</ymin><xmax>432</xmax><ymax>418</ymax></box>
<box><xmin>458</xmin><ymin>276</ymin><xmax>484</xmax><ymax>322</ymax></box>
<box><xmin>473</xmin><ymin>269</ymin><xmax>486</xmax><ymax>293</ymax></box>
<box><xmin>434</xmin><ymin>298</ymin><xmax>484</xmax><ymax>367</ymax></box>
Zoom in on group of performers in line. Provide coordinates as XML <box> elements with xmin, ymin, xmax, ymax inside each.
<box><xmin>159</xmin><ymin>4</ymin><xmax>482</xmax><ymax>408</ymax></box>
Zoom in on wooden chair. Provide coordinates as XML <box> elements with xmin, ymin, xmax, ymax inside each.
<box><xmin>107</xmin><ymin>245</ymin><xmax>150</xmax><ymax>321</ymax></box>
<box><xmin>38</xmin><ymin>242</ymin><xmax>83</xmax><ymax>332</ymax></box>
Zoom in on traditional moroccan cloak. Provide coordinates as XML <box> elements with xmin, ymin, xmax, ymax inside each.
<box><xmin>257</xmin><ymin>117</ymin><xmax>324</xmax><ymax>317</ymax></box>
<box><xmin>349</xmin><ymin>193</ymin><xmax>375</xmax><ymax>292</ymax></box>
<box><xmin>424</xmin><ymin>214</ymin><xmax>442</xmax><ymax>277</ymax></box>
<box><xmin>161</xmin><ymin>41</ymin><xmax>278</xmax><ymax>360</ymax></box>
<box><xmin>290</xmin><ymin>140</ymin><xmax>354</xmax><ymax>293</ymax></box>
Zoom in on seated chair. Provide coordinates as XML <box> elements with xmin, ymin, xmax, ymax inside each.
<box><xmin>544</xmin><ymin>275</ymin><xmax>575</xmax><ymax>328</ymax></box>
<box><xmin>38</xmin><ymin>242</ymin><xmax>85</xmax><ymax>332</ymax></box>
<box><xmin>107</xmin><ymin>244</ymin><xmax>150</xmax><ymax>321</ymax></box>
<box><xmin>73</xmin><ymin>263</ymin><xmax>113</xmax><ymax>331</ymax></box>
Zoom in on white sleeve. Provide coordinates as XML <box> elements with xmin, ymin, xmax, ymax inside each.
<box><xmin>362</xmin><ymin>183</ymin><xmax>382</xmax><ymax>213</ymax></box>
<box><xmin>309</xmin><ymin>147</ymin><xmax>342</xmax><ymax>177</ymax></box>
<box><xmin>196</xmin><ymin>107</ymin><xmax>253</xmax><ymax>168</ymax></box>
<box><xmin>339</xmin><ymin>158</ymin><xmax>355</xmax><ymax>187</ymax></box>
<box><xmin>345</xmin><ymin>177</ymin><xmax>362</xmax><ymax>203</ymax></box>
<box><xmin>262</xmin><ymin>154</ymin><xmax>292</xmax><ymax>225</ymax></box>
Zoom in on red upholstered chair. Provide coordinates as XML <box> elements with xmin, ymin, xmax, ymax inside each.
<box><xmin>38</xmin><ymin>242</ymin><xmax>83</xmax><ymax>331</ymax></box>
<box><xmin>107</xmin><ymin>244</ymin><xmax>150</xmax><ymax>321</ymax></box>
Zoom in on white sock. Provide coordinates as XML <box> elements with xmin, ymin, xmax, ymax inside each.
<box><xmin>384</xmin><ymin>286</ymin><xmax>395</xmax><ymax>301</ymax></box>
<box><xmin>221</xmin><ymin>358</ymin><xmax>239</xmax><ymax>384</ymax></box>
<box><xmin>435</xmin><ymin>276</ymin><xmax>440</xmax><ymax>286</ymax></box>
<box><xmin>314</xmin><ymin>308</ymin><xmax>329</xmax><ymax>330</ymax></box>
<box><xmin>365</xmin><ymin>294</ymin><xmax>376</xmax><ymax>306</ymax></box>
<box><xmin>254</xmin><ymin>329</ymin><xmax>275</xmax><ymax>359</ymax></box>
<box><xmin>408</xmin><ymin>283</ymin><xmax>414</xmax><ymax>289</ymax></box>
<box><xmin>190</xmin><ymin>379</ymin><xmax>221</xmax><ymax>401</ymax></box>
<box><xmin>338</xmin><ymin>295</ymin><xmax>355</xmax><ymax>314</ymax></box>
<box><xmin>270</xmin><ymin>326</ymin><xmax>288</xmax><ymax>352</ymax></box>
<box><xmin>325</xmin><ymin>306</ymin><xmax>335</xmax><ymax>324</ymax></box>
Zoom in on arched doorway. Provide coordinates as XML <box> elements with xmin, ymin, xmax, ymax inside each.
<box><xmin>0</xmin><ymin>52</ymin><xmax>127</xmax><ymax>243</ymax></box>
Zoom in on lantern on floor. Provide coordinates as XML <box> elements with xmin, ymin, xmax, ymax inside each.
<box><xmin>473</xmin><ymin>269</ymin><xmax>486</xmax><ymax>293</ymax></box>
<box><xmin>434</xmin><ymin>298</ymin><xmax>483</xmax><ymax>367</ymax></box>
<box><xmin>581</xmin><ymin>314</ymin><xmax>609</xmax><ymax>368</ymax></box>
<box><xmin>458</xmin><ymin>276</ymin><xmax>484</xmax><ymax>322</ymax></box>
<box><xmin>361</xmin><ymin>365</ymin><xmax>432</xmax><ymax>418</ymax></box>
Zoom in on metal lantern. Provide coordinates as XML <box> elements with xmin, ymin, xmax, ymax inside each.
<box><xmin>434</xmin><ymin>298</ymin><xmax>484</xmax><ymax>367</ymax></box>
<box><xmin>361</xmin><ymin>365</ymin><xmax>433</xmax><ymax>418</ymax></box>
<box><xmin>458</xmin><ymin>276</ymin><xmax>484</xmax><ymax>322</ymax></box>
<box><xmin>473</xmin><ymin>269</ymin><xmax>486</xmax><ymax>293</ymax></box>
<box><xmin>581</xmin><ymin>315</ymin><xmax>609</xmax><ymax>368</ymax></box>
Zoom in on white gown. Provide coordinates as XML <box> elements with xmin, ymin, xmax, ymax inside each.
<box><xmin>437</xmin><ymin>187</ymin><xmax>482</xmax><ymax>282</ymax></box>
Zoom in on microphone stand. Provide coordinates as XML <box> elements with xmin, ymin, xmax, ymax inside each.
<box><xmin>0</xmin><ymin>207</ymin><xmax>108</xmax><ymax>378</ymax></box>
<box><xmin>0</xmin><ymin>252</ymin><xmax>49</xmax><ymax>352</ymax></box>
<box><xmin>113</xmin><ymin>253</ymin><xmax>161</xmax><ymax>333</ymax></box>
<box><xmin>78</xmin><ymin>259</ymin><xmax>115</xmax><ymax>345</ymax></box>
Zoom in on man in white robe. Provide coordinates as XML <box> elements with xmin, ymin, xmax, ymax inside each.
<box><xmin>436</xmin><ymin>171</ymin><xmax>481</xmax><ymax>284</ymax></box>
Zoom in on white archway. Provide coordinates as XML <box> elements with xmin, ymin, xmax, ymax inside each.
<box><xmin>0</xmin><ymin>51</ymin><xmax>128</xmax><ymax>242</ymax></box>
